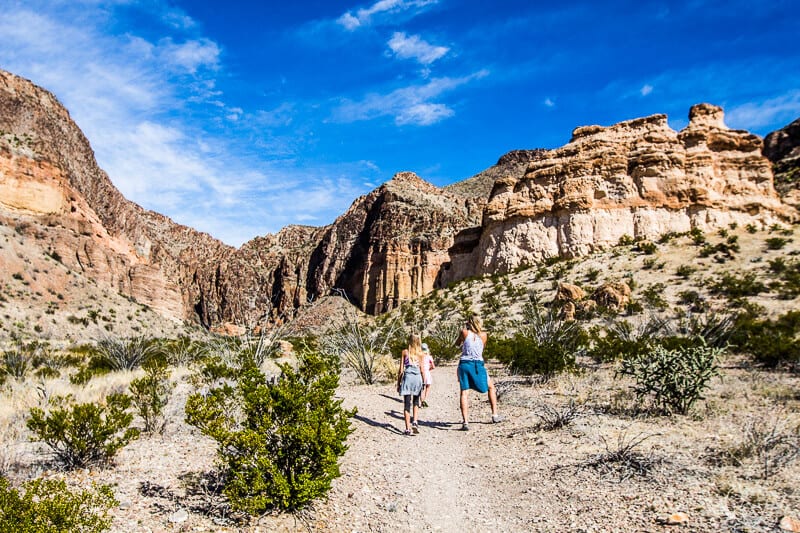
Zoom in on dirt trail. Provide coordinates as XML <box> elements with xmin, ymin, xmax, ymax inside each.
<box><xmin>310</xmin><ymin>363</ymin><xmax>517</xmax><ymax>532</ymax></box>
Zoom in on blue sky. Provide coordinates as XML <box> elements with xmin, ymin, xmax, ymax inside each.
<box><xmin>0</xmin><ymin>0</ymin><xmax>798</xmax><ymax>246</ymax></box>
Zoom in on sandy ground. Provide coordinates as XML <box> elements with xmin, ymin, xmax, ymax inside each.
<box><xmin>10</xmin><ymin>360</ymin><xmax>786</xmax><ymax>532</ymax></box>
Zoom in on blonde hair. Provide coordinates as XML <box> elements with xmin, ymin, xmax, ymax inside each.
<box><xmin>467</xmin><ymin>315</ymin><xmax>483</xmax><ymax>334</ymax></box>
<box><xmin>406</xmin><ymin>333</ymin><xmax>423</xmax><ymax>366</ymax></box>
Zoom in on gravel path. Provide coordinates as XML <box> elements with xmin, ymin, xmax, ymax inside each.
<box><xmin>313</xmin><ymin>363</ymin><xmax>516</xmax><ymax>532</ymax></box>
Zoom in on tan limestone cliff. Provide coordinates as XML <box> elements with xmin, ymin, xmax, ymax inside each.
<box><xmin>475</xmin><ymin>104</ymin><xmax>794</xmax><ymax>274</ymax></box>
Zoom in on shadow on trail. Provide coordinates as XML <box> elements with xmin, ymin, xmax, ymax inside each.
<box><xmin>417</xmin><ymin>419</ymin><xmax>457</xmax><ymax>431</ymax></box>
<box><xmin>378</xmin><ymin>393</ymin><xmax>402</xmax><ymax>403</ymax></box>
<box><xmin>353</xmin><ymin>413</ymin><xmax>404</xmax><ymax>434</ymax></box>
<box><xmin>386</xmin><ymin>410</ymin><xmax>460</xmax><ymax>431</ymax></box>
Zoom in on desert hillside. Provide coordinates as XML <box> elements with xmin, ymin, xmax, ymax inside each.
<box><xmin>2</xmin><ymin>66</ymin><xmax>800</xmax><ymax>532</ymax></box>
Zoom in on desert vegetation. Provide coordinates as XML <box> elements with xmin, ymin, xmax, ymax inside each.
<box><xmin>0</xmin><ymin>222</ymin><xmax>799</xmax><ymax>530</ymax></box>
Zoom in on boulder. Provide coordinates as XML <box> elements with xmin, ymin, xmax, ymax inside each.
<box><xmin>592</xmin><ymin>282</ymin><xmax>631</xmax><ymax>310</ymax></box>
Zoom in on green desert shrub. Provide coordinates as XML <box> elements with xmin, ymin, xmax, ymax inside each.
<box><xmin>675</xmin><ymin>264</ymin><xmax>696</xmax><ymax>279</ymax></box>
<box><xmin>617</xmin><ymin>340</ymin><xmax>722</xmax><ymax>415</ymax></box>
<box><xmin>129</xmin><ymin>357</ymin><xmax>171</xmax><ymax>434</ymax></box>
<box><xmin>184</xmin><ymin>350</ymin><xmax>355</xmax><ymax>513</ymax></box>
<box><xmin>618</xmin><ymin>234</ymin><xmax>635</xmax><ymax>246</ymax></box>
<box><xmin>690</xmin><ymin>227</ymin><xmax>706</xmax><ymax>245</ymax></box>
<box><xmin>27</xmin><ymin>394</ymin><xmax>140</xmax><ymax>469</ymax></box>
<box><xmin>492</xmin><ymin>298</ymin><xmax>586</xmax><ymax>378</ymax></box>
<box><xmin>765</xmin><ymin>237</ymin><xmax>792</xmax><ymax>250</ymax></box>
<box><xmin>711</xmin><ymin>271</ymin><xmax>767</xmax><ymax>298</ymax></box>
<box><xmin>730</xmin><ymin>310</ymin><xmax>800</xmax><ymax>369</ymax></box>
<box><xmin>0</xmin><ymin>476</ymin><xmax>117</xmax><ymax>533</ymax></box>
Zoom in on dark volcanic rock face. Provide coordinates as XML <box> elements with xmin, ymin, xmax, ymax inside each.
<box><xmin>764</xmin><ymin>117</ymin><xmax>800</xmax><ymax>207</ymax></box>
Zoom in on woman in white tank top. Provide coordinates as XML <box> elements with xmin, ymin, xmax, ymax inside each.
<box><xmin>455</xmin><ymin>315</ymin><xmax>504</xmax><ymax>431</ymax></box>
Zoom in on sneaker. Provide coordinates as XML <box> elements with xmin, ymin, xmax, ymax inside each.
<box><xmin>491</xmin><ymin>414</ymin><xmax>506</xmax><ymax>423</ymax></box>
<box><xmin>403</xmin><ymin>429</ymin><xmax>412</xmax><ymax>436</ymax></box>
<box><xmin>412</xmin><ymin>424</ymin><xmax>419</xmax><ymax>434</ymax></box>
<box><xmin>421</xmin><ymin>401</ymin><xmax>429</xmax><ymax>408</ymax></box>
<box><xmin>460</xmin><ymin>423</ymin><xmax>469</xmax><ymax>431</ymax></box>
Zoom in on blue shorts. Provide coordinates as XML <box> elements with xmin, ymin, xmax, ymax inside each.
<box><xmin>457</xmin><ymin>360</ymin><xmax>489</xmax><ymax>393</ymax></box>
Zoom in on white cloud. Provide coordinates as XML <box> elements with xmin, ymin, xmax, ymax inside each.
<box><xmin>726</xmin><ymin>90</ymin><xmax>800</xmax><ymax>130</ymax></box>
<box><xmin>0</xmin><ymin>1</ymin><xmax>377</xmax><ymax>246</ymax></box>
<box><xmin>388</xmin><ymin>32</ymin><xmax>449</xmax><ymax>65</ymax></box>
<box><xmin>331</xmin><ymin>70</ymin><xmax>488</xmax><ymax>126</ymax></box>
<box><xmin>543</xmin><ymin>97</ymin><xmax>555</xmax><ymax>108</ymax></box>
<box><xmin>396</xmin><ymin>103</ymin><xmax>453</xmax><ymax>125</ymax></box>
<box><xmin>159</xmin><ymin>38</ymin><xmax>221</xmax><ymax>74</ymax></box>
<box><xmin>640</xmin><ymin>84</ymin><xmax>653</xmax><ymax>96</ymax></box>
<box><xmin>337</xmin><ymin>0</ymin><xmax>438</xmax><ymax>30</ymax></box>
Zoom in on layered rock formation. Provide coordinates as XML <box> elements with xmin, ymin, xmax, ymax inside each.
<box><xmin>474</xmin><ymin>104</ymin><xmax>793</xmax><ymax>274</ymax></box>
<box><xmin>2</xmin><ymin>67</ymin><xmax>797</xmax><ymax>331</ymax></box>
<box><xmin>307</xmin><ymin>172</ymin><xmax>482</xmax><ymax>314</ymax></box>
<box><xmin>0</xmin><ymin>69</ymin><xmax>232</xmax><ymax>322</ymax></box>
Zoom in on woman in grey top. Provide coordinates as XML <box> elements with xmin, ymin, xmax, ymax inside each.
<box><xmin>455</xmin><ymin>315</ymin><xmax>503</xmax><ymax>431</ymax></box>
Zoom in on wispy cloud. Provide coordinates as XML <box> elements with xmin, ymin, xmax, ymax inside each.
<box><xmin>387</xmin><ymin>32</ymin><xmax>449</xmax><ymax>65</ymax></box>
<box><xmin>543</xmin><ymin>97</ymin><xmax>555</xmax><ymax>108</ymax></box>
<box><xmin>337</xmin><ymin>0</ymin><xmax>438</xmax><ymax>30</ymax></box>
<box><xmin>0</xmin><ymin>1</ymin><xmax>377</xmax><ymax>246</ymax></box>
<box><xmin>331</xmin><ymin>70</ymin><xmax>489</xmax><ymax>126</ymax></box>
<box><xmin>640</xmin><ymin>84</ymin><xmax>653</xmax><ymax>96</ymax></box>
<box><xmin>726</xmin><ymin>90</ymin><xmax>800</xmax><ymax>130</ymax></box>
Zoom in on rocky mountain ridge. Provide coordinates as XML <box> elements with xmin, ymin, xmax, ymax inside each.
<box><xmin>0</xmin><ymin>68</ymin><xmax>798</xmax><ymax>336</ymax></box>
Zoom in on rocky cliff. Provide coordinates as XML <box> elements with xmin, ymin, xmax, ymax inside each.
<box><xmin>764</xmin><ymin>117</ymin><xmax>800</xmax><ymax>209</ymax></box>
<box><xmin>1</xmin><ymin>67</ymin><xmax>797</xmax><ymax>333</ymax></box>
<box><xmin>0</xmin><ymin>69</ymin><xmax>235</xmax><ymax>324</ymax></box>
<box><xmin>473</xmin><ymin>104</ymin><xmax>794</xmax><ymax>274</ymax></box>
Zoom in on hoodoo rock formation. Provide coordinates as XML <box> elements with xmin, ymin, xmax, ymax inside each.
<box><xmin>473</xmin><ymin>104</ymin><xmax>793</xmax><ymax>274</ymax></box>
<box><xmin>1</xmin><ymin>67</ymin><xmax>797</xmax><ymax>331</ymax></box>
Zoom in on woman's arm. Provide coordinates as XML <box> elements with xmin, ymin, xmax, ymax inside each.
<box><xmin>396</xmin><ymin>349</ymin><xmax>407</xmax><ymax>391</ymax></box>
<box><xmin>455</xmin><ymin>328</ymin><xmax>468</xmax><ymax>347</ymax></box>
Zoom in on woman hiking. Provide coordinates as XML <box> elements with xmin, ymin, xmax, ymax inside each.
<box><xmin>455</xmin><ymin>315</ymin><xmax>503</xmax><ymax>431</ymax></box>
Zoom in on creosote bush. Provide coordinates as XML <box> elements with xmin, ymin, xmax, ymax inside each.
<box><xmin>0</xmin><ymin>476</ymin><xmax>117</xmax><ymax>533</ymax></box>
<box><xmin>731</xmin><ymin>309</ymin><xmax>800</xmax><ymax>369</ymax></box>
<box><xmin>617</xmin><ymin>340</ymin><xmax>722</xmax><ymax>415</ymax></box>
<box><xmin>129</xmin><ymin>357</ymin><xmax>171</xmax><ymax>434</ymax></box>
<box><xmin>27</xmin><ymin>393</ymin><xmax>140</xmax><ymax>469</ymax></box>
<box><xmin>184</xmin><ymin>350</ymin><xmax>355</xmax><ymax>513</ymax></box>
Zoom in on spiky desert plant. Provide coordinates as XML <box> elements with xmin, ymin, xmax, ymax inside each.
<box><xmin>94</xmin><ymin>336</ymin><xmax>158</xmax><ymax>371</ymax></box>
<box><xmin>617</xmin><ymin>339</ymin><xmax>722</xmax><ymax>415</ymax></box>
<box><xmin>319</xmin><ymin>293</ymin><xmax>402</xmax><ymax>384</ymax></box>
<box><xmin>423</xmin><ymin>319</ymin><xmax>463</xmax><ymax>362</ymax></box>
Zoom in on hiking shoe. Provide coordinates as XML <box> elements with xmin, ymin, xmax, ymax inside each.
<box><xmin>491</xmin><ymin>414</ymin><xmax>506</xmax><ymax>423</ymax></box>
<box><xmin>460</xmin><ymin>423</ymin><xmax>469</xmax><ymax>431</ymax></box>
<box><xmin>412</xmin><ymin>424</ymin><xmax>419</xmax><ymax>434</ymax></box>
